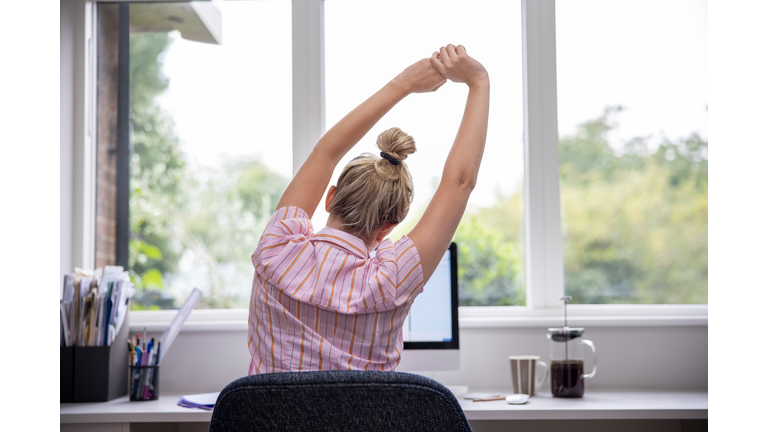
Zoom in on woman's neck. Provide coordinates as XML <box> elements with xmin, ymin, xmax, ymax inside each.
<box><xmin>326</xmin><ymin>213</ymin><xmax>377</xmax><ymax>253</ymax></box>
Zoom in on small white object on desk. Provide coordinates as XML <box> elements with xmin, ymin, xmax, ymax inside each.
<box><xmin>506</xmin><ymin>394</ymin><xmax>529</xmax><ymax>404</ymax></box>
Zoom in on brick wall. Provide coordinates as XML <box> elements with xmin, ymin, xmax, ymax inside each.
<box><xmin>95</xmin><ymin>4</ymin><xmax>119</xmax><ymax>269</ymax></box>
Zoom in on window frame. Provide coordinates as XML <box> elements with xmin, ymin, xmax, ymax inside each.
<box><xmin>72</xmin><ymin>0</ymin><xmax>707</xmax><ymax>330</ymax></box>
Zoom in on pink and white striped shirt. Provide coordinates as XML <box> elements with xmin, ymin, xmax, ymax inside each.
<box><xmin>247</xmin><ymin>206</ymin><xmax>424</xmax><ymax>374</ymax></box>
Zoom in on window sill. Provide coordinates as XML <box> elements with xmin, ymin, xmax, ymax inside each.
<box><xmin>129</xmin><ymin>305</ymin><xmax>708</xmax><ymax>333</ymax></box>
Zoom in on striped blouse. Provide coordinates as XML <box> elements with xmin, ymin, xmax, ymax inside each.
<box><xmin>247</xmin><ymin>206</ymin><xmax>424</xmax><ymax>374</ymax></box>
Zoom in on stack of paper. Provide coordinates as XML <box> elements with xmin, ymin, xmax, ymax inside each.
<box><xmin>60</xmin><ymin>266</ymin><xmax>136</xmax><ymax>347</ymax></box>
<box><xmin>177</xmin><ymin>392</ymin><xmax>220</xmax><ymax>410</ymax></box>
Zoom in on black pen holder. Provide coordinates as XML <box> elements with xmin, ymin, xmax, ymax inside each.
<box><xmin>129</xmin><ymin>364</ymin><xmax>161</xmax><ymax>401</ymax></box>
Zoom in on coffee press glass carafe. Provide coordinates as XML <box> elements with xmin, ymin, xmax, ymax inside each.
<box><xmin>547</xmin><ymin>297</ymin><xmax>597</xmax><ymax>398</ymax></box>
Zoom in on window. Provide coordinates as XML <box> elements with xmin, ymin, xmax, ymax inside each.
<box><xmin>556</xmin><ymin>0</ymin><xmax>708</xmax><ymax>304</ymax></box>
<box><xmin>86</xmin><ymin>0</ymin><xmax>707</xmax><ymax>320</ymax></box>
<box><xmin>96</xmin><ymin>1</ymin><xmax>292</xmax><ymax>310</ymax></box>
<box><xmin>324</xmin><ymin>0</ymin><xmax>526</xmax><ymax>306</ymax></box>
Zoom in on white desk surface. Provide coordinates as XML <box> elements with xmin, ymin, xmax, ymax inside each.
<box><xmin>61</xmin><ymin>390</ymin><xmax>707</xmax><ymax>423</ymax></box>
<box><xmin>458</xmin><ymin>390</ymin><xmax>707</xmax><ymax>420</ymax></box>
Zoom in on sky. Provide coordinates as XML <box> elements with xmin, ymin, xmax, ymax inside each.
<box><xmin>155</xmin><ymin>0</ymin><xmax>707</xmax><ymax>230</ymax></box>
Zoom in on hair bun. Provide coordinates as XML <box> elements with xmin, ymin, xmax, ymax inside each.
<box><xmin>376</xmin><ymin>127</ymin><xmax>417</xmax><ymax>164</ymax></box>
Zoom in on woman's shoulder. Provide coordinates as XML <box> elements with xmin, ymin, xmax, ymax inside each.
<box><xmin>265</xmin><ymin>206</ymin><xmax>312</xmax><ymax>233</ymax></box>
<box><xmin>375</xmin><ymin>235</ymin><xmax>419</xmax><ymax>265</ymax></box>
<box><xmin>371</xmin><ymin>235</ymin><xmax>424</xmax><ymax>307</ymax></box>
<box><xmin>251</xmin><ymin>206</ymin><xmax>314</xmax><ymax>270</ymax></box>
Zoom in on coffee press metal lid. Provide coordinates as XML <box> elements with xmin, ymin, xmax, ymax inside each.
<box><xmin>547</xmin><ymin>296</ymin><xmax>584</xmax><ymax>341</ymax></box>
<box><xmin>547</xmin><ymin>327</ymin><xmax>584</xmax><ymax>342</ymax></box>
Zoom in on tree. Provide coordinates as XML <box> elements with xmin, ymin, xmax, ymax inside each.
<box><xmin>453</xmin><ymin>214</ymin><xmax>524</xmax><ymax>306</ymax></box>
<box><xmin>128</xmin><ymin>33</ymin><xmax>288</xmax><ymax>309</ymax></box>
<box><xmin>444</xmin><ymin>105</ymin><xmax>707</xmax><ymax>306</ymax></box>
<box><xmin>129</xmin><ymin>33</ymin><xmax>185</xmax><ymax>309</ymax></box>
<box><xmin>175</xmin><ymin>158</ymin><xmax>286</xmax><ymax>309</ymax></box>
<box><xmin>558</xmin><ymin>106</ymin><xmax>707</xmax><ymax>304</ymax></box>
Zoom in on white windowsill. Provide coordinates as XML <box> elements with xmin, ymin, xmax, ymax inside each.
<box><xmin>129</xmin><ymin>305</ymin><xmax>708</xmax><ymax>333</ymax></box>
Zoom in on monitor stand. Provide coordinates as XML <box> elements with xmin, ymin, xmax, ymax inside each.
<box><xmin>397</xmin><ymin>349</ymin><xmax>460</xmax><ymax>371</ymax></box>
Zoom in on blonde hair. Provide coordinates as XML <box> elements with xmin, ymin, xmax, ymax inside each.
<box><xmin>329</xmin><ymin>127</ymin><xmax>416</xmax><ymax>242</ymax></box>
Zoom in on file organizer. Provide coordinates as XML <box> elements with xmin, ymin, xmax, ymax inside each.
<box><xmin>72</xmin><ymin>310</ymin><xmax>131</xmax><ymax>402</ymax></box>
<box><xmin>60</xmin><ymin>346</ymin><xmax>74</xmax><ymax>402</ymax></box>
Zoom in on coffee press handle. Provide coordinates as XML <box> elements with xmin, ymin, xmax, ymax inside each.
<box><xmin>535</xmin><ymin>360</ymin><xmax>549</xmax><ymax>389</ymax></box>
<box><xmin>581</xmin><ymin>339</ymin><xmax>597</xmax><ymax>379</ymax></box>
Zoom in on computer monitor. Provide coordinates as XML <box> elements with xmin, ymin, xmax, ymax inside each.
<box><xmin>399</xmin><ymin>242</ymin><xmax>460</xmax><ymax>371</ymax></box>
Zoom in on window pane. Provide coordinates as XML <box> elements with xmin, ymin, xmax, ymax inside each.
<box><xmin>556</xmin><ymin>0</ymin><xmax>708</xmax><ymax>304</ymax></box>
<box><xmin>325</xmin><ymin>0</ymin><xmax>525</xmax><ymax>306</ymax></box>
<box><xmin>126</xmin><ymin>1</ymin><xmax>292</xmax><ymax>310</ymax></box>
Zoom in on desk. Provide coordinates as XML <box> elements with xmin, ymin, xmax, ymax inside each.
<box><xmin>458</xmin><ymin>390</ymin><xmax>707</xmax><ymax>420</ymax></box>
<box><xmin>61</xmin><ymin>390</ymin><xmax>707</xmax><ymax>431</ymax></box>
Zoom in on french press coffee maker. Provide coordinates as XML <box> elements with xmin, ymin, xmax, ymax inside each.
<box><xmin>547</xmin><ymin>297</ymin><xmax>597</xmax><ymax>398</ymax></box>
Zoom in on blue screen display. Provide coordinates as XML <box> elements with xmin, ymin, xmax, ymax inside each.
<box><xmin>403</xmin><ymin>249</ymin><xmax>452</xmax><ymax>342</ymax></box>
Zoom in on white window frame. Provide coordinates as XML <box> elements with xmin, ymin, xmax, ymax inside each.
<box><xmin>71</xmin><ymin>0</ymin><xmax>707</xmax><ymax>332</ymax></box>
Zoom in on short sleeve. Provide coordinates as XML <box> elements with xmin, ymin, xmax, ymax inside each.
<box><xmin>373</xmin><ymin>235</ymin><xmax>424</xmax><ymax>307</ymax></box>
<box><xmin>251</xmin><ymin>206</ymin><xmax>313</xmax><ymax>279</ymax></box>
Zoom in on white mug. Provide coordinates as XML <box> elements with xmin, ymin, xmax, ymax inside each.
<box><xmin>508</xmin><ymin>355</ymin><xmax>549</xmax><ymax>396</ymax></box>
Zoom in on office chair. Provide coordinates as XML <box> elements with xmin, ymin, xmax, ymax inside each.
<box><xmin>208</xmin><ymin>370</ymin><xmax>472</xmax><ymax>432</ymax></box>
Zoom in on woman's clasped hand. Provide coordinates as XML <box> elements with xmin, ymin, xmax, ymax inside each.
<box><xmin>393</xmin><ymin>44</ymin><xmax>488</xmax><ymax>94</ymax></box>
<box><xmin>431</xmin><ymin>44</ymin><xmax>489</xmax><ymax>87</ymax></box>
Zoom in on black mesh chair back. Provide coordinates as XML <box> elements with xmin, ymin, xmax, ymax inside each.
<box><xmin>209</xmin><ymin>370</ymin><xmax>472</xmax><ymax>432</ymax></box>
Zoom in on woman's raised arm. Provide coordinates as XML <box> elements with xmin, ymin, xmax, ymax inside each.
<box><xmin>276</xmin><ymin>59</ymin><xmax>446</xmax><ymax>217</ymax></box>
<box><xmin>408</xmin><ymin>44</ymin><xmax>490</xmax><ymax>282</ymax></box>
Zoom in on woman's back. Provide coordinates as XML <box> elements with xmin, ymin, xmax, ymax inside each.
<box><xmin>247</xmin><ymin>45</ymin><xmax>488</xmax><ymax>374</ymax></box>
<box><xmin>248</xmin><ymin>206</ymin><xmax>423</xmax><ymax>373</ymax></box>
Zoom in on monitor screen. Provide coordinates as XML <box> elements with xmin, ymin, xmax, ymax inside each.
<box><xmin>403</xmin><ymin>243</ymin><xmax>459</xmax><ymax>350</ymax></box>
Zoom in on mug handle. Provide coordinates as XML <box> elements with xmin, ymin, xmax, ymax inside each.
<box><xmin>535</xmin><ymin>360</ymin><xmax>549</xmax><ymax>389</ymax></box>
<box><xmin>581</xmin><ymin>339</ymin><xmax>597</xmax><ymax>379</ymax></box>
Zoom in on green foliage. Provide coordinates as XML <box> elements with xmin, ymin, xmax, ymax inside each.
<box><xmin>126</xmin><ymin>31</ymin><xmax>706</xmax><ymax>308</ymax></box>
<box><xmin>446</xmin><ymin>105</ymin><xmax>706</xmax><ymax>306</ymax></box>
<box><xmin>130</xmin><ymin>33</ymin><xmax>170</xmax><ymax>111</ymax></box>
<box><xmin>129</xmin><ymin>303</ymin><xmax>162</xmax><ymax>311</ymax></box>
<box><xmin>176</xmin><ymin>158</ymin><xmax>287</xmax><ymax>309</ymax></box>
<box><xmin>559</xmin><ymin>106</ymin><xmax>708</xmax><ymax>304</ymax></box>
<box><xmin>127</xmin><ymin>32</ymin><xmax>288</xmax><ymax>309</ymax></box>
<box><xmin>453</xmin><ymin>215</ymin><xmax>524</xmax><ymax>306</ymax></box>
<box><xmin>128</xmin><ymin>33</ymin><xmax>184</xmax><ymax>306</ymax></box>
<box><xmin>139</xmin><ymin>269</ymin><xmax>164</xmax><ymax>289</ymax></box>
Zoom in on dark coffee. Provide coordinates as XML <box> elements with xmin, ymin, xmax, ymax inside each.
<box><xmin>551</xmin><ymin>360</ymin><xmax>584</xmax><ymax>398</ymax></box>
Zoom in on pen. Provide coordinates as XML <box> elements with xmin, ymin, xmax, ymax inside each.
<box><xmin>127</xmin><ymin>340</ymin><xmax>134</xmax><ymax>366</ymax></box>
<box><xmin>142</xmin><ymin>338</ymin><xmax>154</xmax><ymax>398</ymax></box>
<box><xmin>143</xmin><ymin>344</ymin><xmax>156</xmax><ymax>399</ymax></box>
<box><xmin>137</xmin><ymin>345</ymin><xmax>147</xmax><ymax>399</ymax></box>
<box><xmin>473</xmin><ymin>396</ymin><xmax>507</xmax><ymax>402</ymax></box>
<box><xmin>133</xmin><ymin>346</ymin><xmax>142</xmax><ymax>399</ymax></box>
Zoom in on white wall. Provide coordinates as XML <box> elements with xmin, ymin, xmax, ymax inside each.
<box><xmin>60</xmin><ymin>0</ymin><xmax>75</xmax><ymax>289</ymax></box>
<box><xmin>145</xmin><ymin>324</ymin><xmax>707</xmax><ymax>394</ymax></box>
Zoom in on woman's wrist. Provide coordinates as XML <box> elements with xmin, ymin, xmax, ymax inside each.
<box><xmin>388</xmin><ymin>76</ymin><xmax>414</xmax><ymax>98</ymax></box>
<box><xmin>467</xmin><ymin>73</ymin><xmax>490</xmax><ymax>89</ymax></box>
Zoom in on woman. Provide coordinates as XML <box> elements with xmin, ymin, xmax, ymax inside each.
<box><xmin>248</xmin><ymin>44</ymin><xmax>489</xmax><ymax>374</ymax></box>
